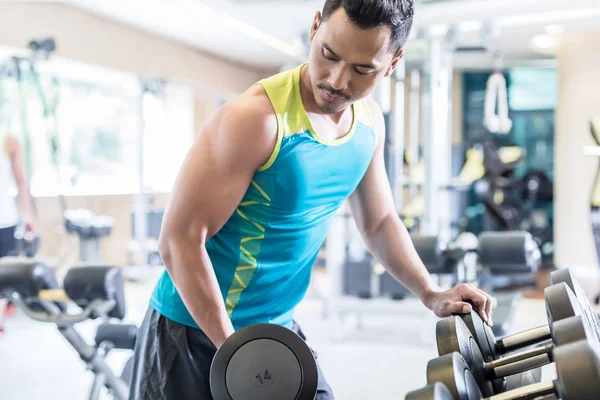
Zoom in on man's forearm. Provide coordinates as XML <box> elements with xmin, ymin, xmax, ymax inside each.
<box><xmin>363</xmin><ymin>214</ymin><xmax>441</xmax><ymax>307</ymax></box>
<box><xmin>160</xmin><ymin>236</ymin><xmax>235</xmax><ymax>347</ymax></box>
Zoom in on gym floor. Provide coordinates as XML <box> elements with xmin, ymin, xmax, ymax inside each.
<box><xmin>3</xmin><ymin>267</ymin><xmax>595</xmax><ymax>400</ymax></box>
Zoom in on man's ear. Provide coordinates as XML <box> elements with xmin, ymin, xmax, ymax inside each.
<box><xmin>310</xmin><ymin>11</ymin><xmax>322</xmax><ymax>41</ymax></box>
<box><xmin>385</xmin><ymin>49</ymin><xmax>405</xmax><ymax>77</ymax></box>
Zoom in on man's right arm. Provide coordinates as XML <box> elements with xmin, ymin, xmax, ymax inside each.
<box><xmin>157</xmin><ymin>89</ymin><xmax>278</xmax><ymax>348</ymax></box>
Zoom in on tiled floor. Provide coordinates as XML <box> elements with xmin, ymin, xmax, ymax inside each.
<box><xmin>0</xmin><ymin>266</ymin><xmax>598</xmax><ymax>400</ymax></box>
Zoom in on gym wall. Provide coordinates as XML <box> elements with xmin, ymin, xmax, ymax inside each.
<box><xmin>0</xmin><ymin>2</ymin><xmax>270</xmax><ymax>267</ymax></box>
<box><xmin>555</xmin><ymin>29</ymin><xmax>600</xmax><ymax>267</ymax></box>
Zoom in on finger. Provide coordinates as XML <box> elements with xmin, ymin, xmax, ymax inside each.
<box><xmin>460</xmin><ymin>284</ymin><xmax>490</xmax><ymax>325</ymax></box>
<box><xmin>485</xmin><ymin>293</ymin><xmax>495</xmax><ymax>318</ymax></box>
<box><xmin>469</xmin><ymin>284</ymin><xmax>493</xmax><ymax>317</ymax></box>
<box><xmin>447</xmin><ymin>300</ymin><xmax>473</xmax><ymax>315</ymax></box>
<box><xmin>470</xmin><ymin>286</ymin><xmax>495</xmax><ymax>324</ymax></box>
<box><xmin>462</xmin><ymin>283</ymin><xmax>487</xmax><ymax>312</ymax></box>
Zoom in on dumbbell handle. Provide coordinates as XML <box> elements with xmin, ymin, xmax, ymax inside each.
<box><xmin>496</xmin><ymin>325</ymin><xmax>551</xmax><ymax>353</ymax></box>
<box><xmin>486</xmin><ymin>380</ymin><xmax>555</xmax><ymax>400</ymax></box>
<box><xmin>486</xmin><ymin>343</ymin><xmax>553</xmax><ymax>379</ymax></box>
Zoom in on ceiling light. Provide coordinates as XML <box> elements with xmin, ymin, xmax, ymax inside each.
<box><xmin>185</xmin><ymin>0</ymin><xmax>303</xmax><ymax>58</ymax></box>
<box><xmin>218</xmin><ymin>14</ymin><xmax>302</xmax><ymax>58</ymax></box>
<box><xmin>498</xmin><ymin>8</ymin><xmax>600</xmax><ymax>27</ymax></box>
<box><xmin>531</xmin><ymin>34</ymin><xmax>555</xmax><ymax>49</ymax></box>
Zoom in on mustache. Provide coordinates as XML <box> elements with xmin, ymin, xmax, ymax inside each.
<box><xmin>317</xmin><ymin>84</ymin><xmax>350</xmax><ymax>100</ymax></box>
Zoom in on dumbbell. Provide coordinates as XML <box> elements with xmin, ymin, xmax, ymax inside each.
<box><xmin>434</xmin><ymin>283</ymin><xmax>598</xmax><ymax>396</ymax></box>
<box><xmin>459</xmin><ymin>267</ymin><xmax>598</xmax><ymax>365</ymax></box>
<box><xmin>405</xmin><ymin>382</ymin><xmax>454</xmax><ymax>400</ymax></box>
<box><xmin>209</xmin><ymin>324</ymin><xmax>318</xmax><ymax>400</ymax></box>
<box><xmin>551</xmin><ymin>268</ymin><xmax>600</xmax><ymax>344</ymax></box>
<box><xmin>410</xmin><ymin>339</ymin><xmax>600</xmax><ymax>400</ymax></box>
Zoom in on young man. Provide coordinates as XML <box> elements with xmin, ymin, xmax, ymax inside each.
<box><xmin>0</xmin><ymin>132</ymin><xmax>36</xmax><ymax>333</ymax></box>
<box><xmin>129</xmin><ymin>1</ymin><xmax>495</xmax><ymax>398</ymax></box>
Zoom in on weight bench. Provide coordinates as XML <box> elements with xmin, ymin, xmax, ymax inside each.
<box><xmin>0</xmin><ymin>258</ymin><xmax>136</xmax><ymax>400</ymax></box>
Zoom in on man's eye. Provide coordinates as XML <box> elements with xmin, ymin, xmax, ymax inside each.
<box><xmin>355</xmin><ymin>68</ymin><xmax>373</xmax><ymax>75</ymax></box>
<box><xmin>323</xmin><ymin>48</ymin><xmax>336</xmax><ymax>60</ymax></box>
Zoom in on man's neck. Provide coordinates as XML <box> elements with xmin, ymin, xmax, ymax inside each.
<box><xmin>299</xmin><ymin>64</ymin><xmax>350</xmax><ymax>124</ymax></box>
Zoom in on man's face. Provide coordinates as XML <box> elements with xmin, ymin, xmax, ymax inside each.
<box><xmin>307</xmin><ymin>8</ymin><xmax>404</xmax><ymax>114</ymax></box>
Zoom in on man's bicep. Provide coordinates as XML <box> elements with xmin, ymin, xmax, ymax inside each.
<box><xmin>161</xmin><ymin>101</ymin><xmax>277</xmax><ymax>242</ymax></box>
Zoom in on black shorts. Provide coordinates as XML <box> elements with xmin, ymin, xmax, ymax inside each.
<box><xmin>128</xmin><ymin>306</ymin><xmax>334</xmax><ymax>400</ymax></box>
<box><xmin>0</xmin><ymin>225</ymin><xmax>17</xmax><ymax>258</ymax></box>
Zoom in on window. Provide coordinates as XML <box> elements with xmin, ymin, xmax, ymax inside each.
<box><xmin>0</xmin><ymin>47</ymin><xmax>194</xmax><ymax>197</ymax></box>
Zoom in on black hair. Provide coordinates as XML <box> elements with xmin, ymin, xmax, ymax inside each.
<box><xmin>321</xmin><ymin>0</ymin><xmax>415</xmax><ymax>53</ymax></box>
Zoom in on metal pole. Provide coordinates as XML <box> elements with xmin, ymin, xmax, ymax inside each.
<box><xmin>392</xmin><ymin>60</ymin><xmax>406</xmax><ymax>210</ymax></box>
<box><xmin>421</xmin><ymin>32</ymin><xmax>453</xmax><ymax>237</ymax></box>
<box><xmin>134</xmin><ymin>81</ymin><xmax>149</xmax><ymax>267</ymax></box>
<box><xmin>409</xmin><ymin>69</ymin><xmax>421</xmax><ymax>205</ymax></box>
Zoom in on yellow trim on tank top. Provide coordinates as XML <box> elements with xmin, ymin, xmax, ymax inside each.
<box><xmin>292</xmin><ymin>64</ymin><xmax>358</xmax><ymax>147</ymax></box>
<box><xmin>256</xmin><ymin>63</ymin><xmax>377</xmax><ymax>170</ymax></box>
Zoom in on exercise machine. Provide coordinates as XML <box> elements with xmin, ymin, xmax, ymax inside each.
<box><xmin>64</xmin><ymin>208</ymin><xmax>115</xmax><ymax>263</ymax></box>
<box><xmin>0</xmin><ymin>258</ymin><xmax>137</xmax><ymax>400</ymax></box>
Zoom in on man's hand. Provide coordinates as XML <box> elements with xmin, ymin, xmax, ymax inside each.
<box><xmin>425</xmin><ymin>283</ymin><xmax>496</xmax><ymax>326</ymax></box>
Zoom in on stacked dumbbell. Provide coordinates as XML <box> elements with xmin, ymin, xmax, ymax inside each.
<box><xmin>406</xmin><ymin>268</ymin><xmax>600</xmax><ymax>399</ymax></box>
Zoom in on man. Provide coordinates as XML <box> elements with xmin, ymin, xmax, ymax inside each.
<box><xmin>129</xmin><ymin>1</ymin><xmax>495</xmax><ymax>399</ymax></box>
<box><xmin>0</xmin><ymin>131</ymin><xmax>36</xmax><ymax>333</ymax></box>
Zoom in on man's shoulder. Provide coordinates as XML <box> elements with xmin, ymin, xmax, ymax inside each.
<box><xmin>220</xmin><ymin>85</ymin><xmax>278</xmax><ymax>135</ymax></box>
<box><xmin>223</xmin><ymin>84</ymin><xmax>275</xmax><ymax>122</ymax></box>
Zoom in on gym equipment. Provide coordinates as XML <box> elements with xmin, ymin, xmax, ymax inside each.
<box><xmin>483</xmin><ymin>72</ymin><xmax>512</xmax><ymax>135</ymax></box>
<box><xmin>11</xmin><ymin>223</ymin><xmax>40</xmax><ymax>258</ymax></box>
<box><xmin>0</xmin><ymin>258</ymin><xmax>135</xmax><ymax>400</ymax></box>
<box><xmin>405</xmin><ymin>382</ymin><xmax>454</xmax><ymax>400</ymax></box>
<box><xmin>418</xmin><ymin>339</ymin><xmax>600</xmax><ymax>400</ymax></box>
<box><xmin>464</xmin><ymin>138</ymin><xmax>554</xmax><ymax>264</ymax></box>
<box><xmin>210</xmin><ymin>323</ymin><xmax>318</xmax><ymax>400</ymax></box>
<box><xmin>434</xmin><ymin>283</ymin><xmax>595</xmax><ymax>396</ymax></box>
<box><xmin>551</xmin><ymin>268</ymin><xmax>600</xmax><ymax>341</ymax></box>
<box><xmin>380</xmin><ymin>231</ymin><xmax>540</xmax><ymax>297</ymax></box>
<box><xmin>589</xmin><ymin>117</ymin><xmax>600</xmax><ymax>305</ymax></box>
<box><xmin>459</xmin><ymin>267</ymin><xmax>598</xmax><ymax>364</ymax></box>
<box><xmin>64</xmin><ymin>208</ymin><xmax>115</xmax><ymax>263</ymax></box>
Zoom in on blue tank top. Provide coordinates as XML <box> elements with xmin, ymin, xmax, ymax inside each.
<box><xmin>150</xmin><ymin>63</ymin><xmax>378</xmax><ymax>330</ymax></box>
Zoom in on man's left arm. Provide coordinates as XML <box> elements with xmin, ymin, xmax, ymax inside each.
<box><xmin>348</xmin><ymin>99</ymin><xmax>494</xmax><ymax>325</ymax></box>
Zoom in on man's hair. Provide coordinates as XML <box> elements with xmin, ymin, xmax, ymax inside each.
<box><xmin>321</xmin><ymin>0</ymin><xmax>415</xmax><ymax>53</ymax></box>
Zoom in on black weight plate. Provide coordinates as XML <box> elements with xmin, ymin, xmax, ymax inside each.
<box><xmin>554</xmin><ymin>340</ymin><xmax>600</xmax><ymax>399</ymax></box>
<box><xmin>404</xmin><ymin>382</ymin><xmax>454</xmax><ymax>400</ymax></box>
<box><xmin>226</xmin><ymin>339</ymin><xmax>301</xmax><ymax>399</ymax></box>
<box><xmin>210</xmin><ymin>324</ymin><xmax>318</xmax><ymax>400</ymax></box>
<box><xmin>436</xmin><ymin>317</ymin><xmax>496</xmax><ymax>396</ymax></box>
<box><xmin>544</xmin><ymin>282</ymin><xmax>583</xmax><ymax>326</ymax></box>
<box><xmin>426</xmin><ymin>353</ymin><xmax>483</xmax><ymax>400</ymax></box>
<box><xmin>460</xmin><ymin>310</ymin><xmax>498</xmax><ymax>362</ymax></box>
<box><xmin>551</xmin><ymin>268</ymin><xmax>600</xmax><ymax>344</ymax></box>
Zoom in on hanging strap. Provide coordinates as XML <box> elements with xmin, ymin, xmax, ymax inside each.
<box><xmin>484</xmin><ymin>72</ymin><xmax>513</xmax><ymax>135</ymax></box>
